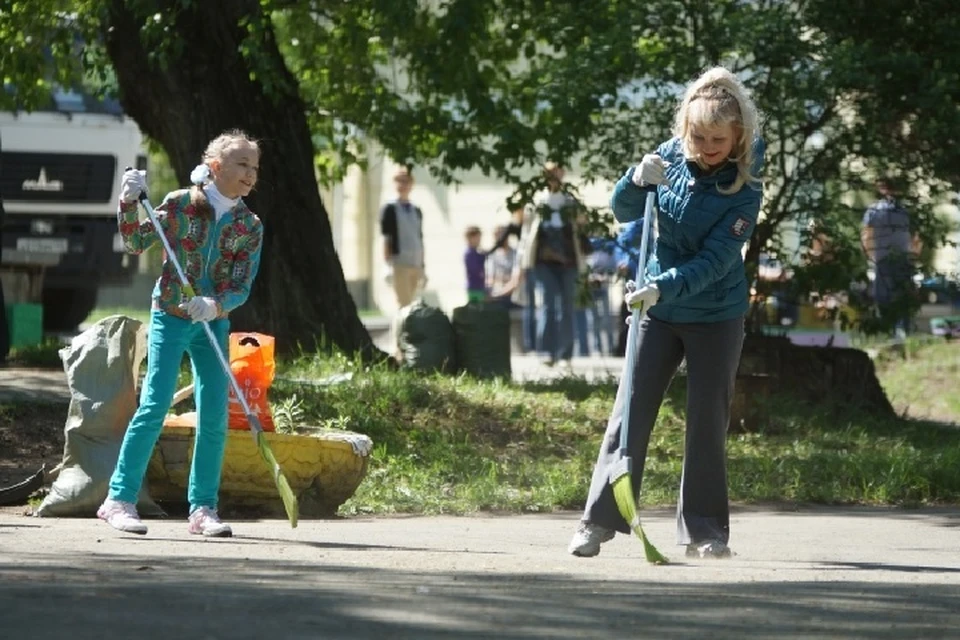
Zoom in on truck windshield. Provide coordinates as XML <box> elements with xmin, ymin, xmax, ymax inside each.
<box><xmin>45</xmin><ymin>87</ymin><xmax>124</xmax><ymax>116</ymax></box>
<box><xmin>3</xmin><ymin>83</ymin><xmax>124</xmax><ymax>116</ymax></box>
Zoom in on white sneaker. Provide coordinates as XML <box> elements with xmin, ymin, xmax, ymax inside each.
<box><xmin>568</xmin><ymin>522</ymin><xmax>615</xmax><ymax>557</ymax></box>
<box><xmin>97</xmin><ymin>498</ymin><xmax>148</xmax><ymax>535</ymax></box>
<box><xmin>685</xmin><ymin>539</ymin><xmax>732</xmax><ymax>559</ymax></box>
<box><xmin>188</xmin><ymin>506</ymin><xmax>233</xmax><ymax>537</ymax></box>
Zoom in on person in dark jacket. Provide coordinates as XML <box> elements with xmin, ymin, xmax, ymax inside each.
<box><xmin>569</xmin><ymin>66</ymin><xmax>764</xmax><ymax>560</ymax></box>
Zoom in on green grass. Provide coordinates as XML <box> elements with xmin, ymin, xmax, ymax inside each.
<box><xmin>264</xmin><ymin>343</ymin><xmax>960</xmax><ymax>516</ymax></box>
<box><xmin>872</xmin><ymin>337</ymin><xmax>960</xmax><ymax>422</ymax></box>
<box><xmin>5</xmin><ymin>338</ymin><xmax>67</xmax><ymax>368</ymax></box>
<box><xmin>17</xmin><ymin>319</ymin><xmax>959</xmax><ymax>515</ymax></box>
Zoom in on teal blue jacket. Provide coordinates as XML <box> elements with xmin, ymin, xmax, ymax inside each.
<box><xmin>611</xmin><ymin>136</ymin><xmax>763</xmax><ymax>323</ymax></box>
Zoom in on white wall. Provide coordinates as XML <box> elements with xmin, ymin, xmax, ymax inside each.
<box><xmin>332</xmin><ymin>149</ymin><xmax>617</xmax><ymax>316</ymax></box>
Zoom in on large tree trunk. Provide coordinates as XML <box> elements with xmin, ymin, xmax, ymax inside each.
<box><xmin>103</xmin><ymin>0</ymin><xmax>380</xmax><ymax>360</ymax></box>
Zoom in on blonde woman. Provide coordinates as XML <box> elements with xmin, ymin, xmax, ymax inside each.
<box><xmin>570</xmin><ymin>67</ymin><xmax>764</xmax><ymax>559</ymax></box>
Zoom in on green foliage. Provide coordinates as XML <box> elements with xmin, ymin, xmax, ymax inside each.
<box><xmin>0</xmin><ymin>2</ymin><xmax>99</xmax><ymax>109</ymax></box>
<box><xmin>272</xmin><ymin>393</ymin><xmax>306</xmax><ymax>434</ymax></box>
<box><xmin>273</xmin><ymin>0</ymin><xmax>960</xmax><ymax>327</ymax></box>
<box><xmin>4</xmin><ymin>0</ymin><xmax>958</xmax><ymax>329</ymax></box>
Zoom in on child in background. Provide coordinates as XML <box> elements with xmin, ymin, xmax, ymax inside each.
<box><xmin>464</xmin><ymin>226</ymin><xmax>487</xmax><ymax>303</ymax></box>
<box><xmin>486</xmin><ymin>224</ymin><xmax>519</xmax><ymax>309</ymax></box>
<box><xmin>98</xmin><ymin>129</ymin><xmax>264</xmax><ymax>538</ymax></box>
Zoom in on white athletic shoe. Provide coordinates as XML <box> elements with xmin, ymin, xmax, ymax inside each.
<box><xmin>188</xmin><ymin>506</ymin><xmax>233</xmax><ymax>538</ymax></box>
<box><xmin>568</xmin><ymin>522</ymin><xmax>615</xmax><ymax>557</ymax></box>
<box><xmin>685</xmin><ymin>539</ymin><xmax>732</xmax><ymax>559</ymax></box>
<box><xmin>97</xmin><ymin>498</ymin><xmax>148</xmax><ymax>535</ymax></box>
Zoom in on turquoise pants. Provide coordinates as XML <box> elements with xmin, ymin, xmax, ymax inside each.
<box><xmin>108</xmin><ymin>310</ymin><xmax>230</xmax><ymax>512</ymax></box>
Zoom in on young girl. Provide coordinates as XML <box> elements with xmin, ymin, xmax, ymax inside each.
<box><xmin>569</xmin><ymin>67</ymin><xmax>764</xmax><ymax>559</ymax></box>
<box><xmin>97</xmin><ymin>130</ymin><xmax>264</xmax><ymax>537</ymax></box>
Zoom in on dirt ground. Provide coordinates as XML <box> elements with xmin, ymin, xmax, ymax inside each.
<box><xmin>0</xmin><ymin>401</ymin><xmax>66</xmax><ymax>490</ymax></box>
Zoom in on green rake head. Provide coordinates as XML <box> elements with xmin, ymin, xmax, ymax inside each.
<box><xmin>257</xmin><ymin>432</ymin><xmax>299</xmax><ymax>528</ymax></box>
<box><xmin>612</xmin><ymin>473</ymin><xmax>669</xmax><ymax>565</ymax></box>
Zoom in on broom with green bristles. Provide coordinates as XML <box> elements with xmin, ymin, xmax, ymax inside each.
<box><xmin>610</xmin><ymin>190</ymin><xmax>668</xmax><ymax>564</ymax></box>
<box><xmin>129</xmin><ymin>171</ymin><xmax>298</xmax><ymax>527</ymax></box>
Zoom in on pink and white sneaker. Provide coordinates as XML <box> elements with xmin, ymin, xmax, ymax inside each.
<box><xmin>97</xmin><ymin>498</ymin><xmax>148</xmax><ymax>535</ymax></box>
<box><xmin>188</xmin><ymin>506</ymin><xmax>233</xmax><ymax>537</ymax></box>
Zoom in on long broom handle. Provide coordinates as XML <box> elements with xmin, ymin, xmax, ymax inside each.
<box><xmin>130</xmin><ymin>187</ymin><xmax>262</xmax><ymax>435</ymax></box>
<box><xmin>618</xmin><ymin>190</ymin><xmax>656</xmax><ymax>452</ymax></box>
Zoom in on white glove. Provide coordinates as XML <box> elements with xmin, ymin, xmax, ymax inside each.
<box><xmin>179</xmin><ymin>296</ymin><xmax>219</xmax><ymax>322</ymax></box>
<box><xmin>631</xmin><ymin>154</ymin><xmax>670</xmax><ymax>187</ymax></box>
<box><xmin>120</xmin><ymin>169</ymin><xmax>147</xmax><ymax>203</ymax></box>
<box><xmin>625</xmin><ymin>283</ymin><xmax>659</xmax><ymax>314</ymax></box>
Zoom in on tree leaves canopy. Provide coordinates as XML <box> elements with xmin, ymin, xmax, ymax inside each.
<box><xmin>4</xmin><ymin>0</ymin><xmax>958</xmax><ymax>339</ymax></box>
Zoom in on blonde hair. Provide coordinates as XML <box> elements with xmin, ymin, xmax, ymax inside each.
<box><xmin>673</xmin><ymin>67</ymin><xmax>761</xmax><ymax>193</ymax></box>
<box><xmin>202</xmin><ymin>129</ymin><xmax>260</xmax><ymax>164</ymax></box>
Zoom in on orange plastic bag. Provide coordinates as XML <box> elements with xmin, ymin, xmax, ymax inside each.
<box><xmin>227</xmin><ymin>332</ymin><xmax>276</xmax><ymax>432</ymax></box>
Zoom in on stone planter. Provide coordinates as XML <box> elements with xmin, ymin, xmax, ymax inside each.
<box><xmin>147</xmin><ymin>423</ymin><xmax>372</xmax><ymax>518</ymax></box>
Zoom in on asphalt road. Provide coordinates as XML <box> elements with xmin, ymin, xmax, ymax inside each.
<box><xmin>2</xmin><ymin>506</ymin><xmax>959</xmax><ymax>639</ymax></box>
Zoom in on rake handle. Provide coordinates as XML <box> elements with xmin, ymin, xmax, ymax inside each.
<box><xmin>618</xmin><ymin>191</ymin><xmax>656</xmax><ymax>452</ymax></box>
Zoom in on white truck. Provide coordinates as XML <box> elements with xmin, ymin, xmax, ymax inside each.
<box><xmin>1</xmin><ymin>88</ymin><xmax>146</xmax><ymax>331</ymax></box>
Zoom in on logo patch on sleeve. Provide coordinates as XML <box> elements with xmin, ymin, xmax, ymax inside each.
<box><xmin>730</xmin><ymin>217</ymin><xmax>751</xmax><ymax>237</ymax></box>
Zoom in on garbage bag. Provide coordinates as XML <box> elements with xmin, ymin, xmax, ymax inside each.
<box><xmin>228</xmin><ymin>332</ymin><xmax>276</xmax><ymax>431</ymax></box>
<box><xmin>452</xmin><ymin>303</ymin><xmax>511</xmax><ymax>379</ymax></box>
<box><xmin>396</xmin><ymin>299</ymin><xmax>456</xmax><ymax>372</ymax></box>
<box><xmin>36</xmin><ymin>315</ymin><xmax>164</xmax><ymax>517</ymax></box>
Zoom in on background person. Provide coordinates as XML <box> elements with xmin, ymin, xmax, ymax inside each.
<box><xmin>380</xmin><ymin>166</ymin><xmax>426</xmax><ymax>308</ymax></box>
<box><xmin>464</xmin><ymin>225</ymin><xmax>487</xmax><ymax>303</ymax></box>
<box><xmin>519</xmin><ymin>162</ymin><xmax>585</xmax><ymax>367</ymax></box>
<box><xmin>861</xmin><ymin>178</ymin><xmax>919</xmax><ymax>337</ymax></box>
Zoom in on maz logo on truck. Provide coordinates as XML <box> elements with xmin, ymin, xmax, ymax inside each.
<box><xmin>22</xmin><ymin>168</ymin><xmax>64</xmax><ymax>192</ymax></box>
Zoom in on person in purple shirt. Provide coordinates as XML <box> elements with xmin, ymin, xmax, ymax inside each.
<box><xmin>464</xmin><ymin>226</ymin><xmax>487</xmax><ymax>303</ymax></box>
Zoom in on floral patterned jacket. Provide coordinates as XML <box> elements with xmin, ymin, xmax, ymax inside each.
<box><xmin>117</xmin><ymin>186</ymin><xmax>264</xmax><ymax>320</ymax></box>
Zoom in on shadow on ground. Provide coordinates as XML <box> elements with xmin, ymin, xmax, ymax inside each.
<box><xmin>2</xmin><ymin>552</ymin><xmax>958</xmax><ymax>639</ymax></box>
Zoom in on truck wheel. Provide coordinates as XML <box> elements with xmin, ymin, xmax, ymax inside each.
<box><xmin>42</xmin><ymin>288</ymin><xmax>99</xmax><ymax>332</ymax></box>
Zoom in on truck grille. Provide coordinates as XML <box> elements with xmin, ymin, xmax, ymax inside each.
<box><xmin>1</xmin><ymin>152</ymin><xmax>116</xmax><ymax>203</ymax></box>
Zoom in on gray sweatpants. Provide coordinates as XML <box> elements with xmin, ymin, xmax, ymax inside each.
<box><xmin>581</xmin><ymin>314</ymin><xmax>745</xmax><ymax>545</ymax></box>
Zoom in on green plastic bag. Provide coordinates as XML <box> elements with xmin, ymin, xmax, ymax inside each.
<box><xmin>397</xmin><ymin>300</ymin><xmax>456</xmax><ymax>373</ymax></box>
<box><xmin>452</xmin><ymin>303</ymin><xmax>511</xmax><ymax>379</ymax></box>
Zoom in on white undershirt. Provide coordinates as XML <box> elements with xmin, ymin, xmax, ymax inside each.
<box><xmin>542</xmin><ymin>191</ymin><xmax>567</xmax><ymax>227</ymax></box>
<box><xmin>203</xmin><ymin>182</ymin><xmax>240</xmax><ymax>221</ymax></box>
